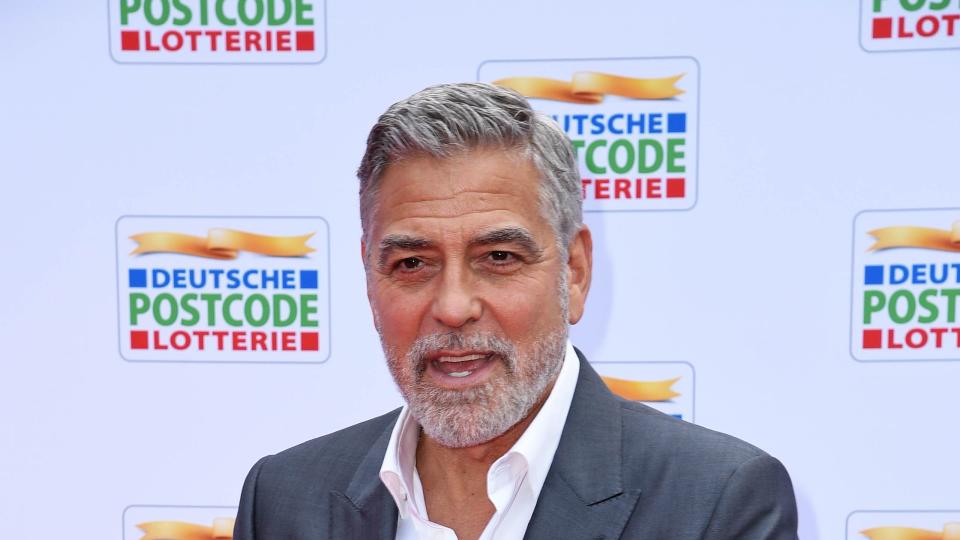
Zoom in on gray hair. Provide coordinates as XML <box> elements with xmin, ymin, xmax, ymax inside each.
<box><xmin>356</xmin><ymin>82</ymin><xmax>582</xmax><ymax>257</ymax></box>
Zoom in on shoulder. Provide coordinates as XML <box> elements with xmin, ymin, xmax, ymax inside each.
<box><xmin>234</xmin><ymin>409</ymin><xmax>403</xmax><ymax>537</ymax></box>
<box><xmin>608</xmin><ymin>400</ymin><xmax>797</xmax><ymax>538</ymax></box>
<box><xmin>254</xmin><ymin>408</ymin><xmax>401</xmax><ymax>487</ymax></box>
<box><xmin>617</xmin><ymin>399</ymin><xmax>785</xmax><ymax>490</ymax></box>
<box><xmin>620</xmin><ymin>399</ymin><xmax>766</xmax><ymax>460</ymax></box>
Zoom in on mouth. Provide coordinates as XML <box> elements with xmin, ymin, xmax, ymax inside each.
<box><xmin>425</xmin><ymin>351</ymin><xmax>498</xmax><ymax>387</ymax></box>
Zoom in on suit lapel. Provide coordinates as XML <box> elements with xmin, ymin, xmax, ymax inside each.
<box><xmin>524</xmin><ymin>350</ymin><xmax>641</xmax><ymax>540</ymax></box>
<box><xmin>329</xmin><ymin>412</ymin><xmax>400</xmax><ymax>540</ymax></box>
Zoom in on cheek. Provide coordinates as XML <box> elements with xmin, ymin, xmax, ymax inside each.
<box><xmin>484</xmin><ymin>279</ymin><xmax>562</xmax><ymax>341</ymax></box>
<box><xmin>371</xmin><ymin>286</ymin><xmax>430</xmax><ymax>344</ymax></box>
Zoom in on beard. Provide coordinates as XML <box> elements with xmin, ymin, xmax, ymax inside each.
<box><xmin>375</xmin><ymin>261</ymin><xmax>572</xmax><ymax>448</ymax></box>
<box><xmin>384</xmin><ymin>327</ymin><xmax>568</xmax><ymax>448</ymax></box>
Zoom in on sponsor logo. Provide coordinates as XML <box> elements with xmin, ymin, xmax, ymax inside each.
<box><xmin>592</xmin><ymin>361</ymin><xmax>695</xmax><ymax>421</ymax></box>
<box><xmin>847</xmin><ymin>510</ymin><xmax>960</xmax><ymax>539</ymax></box>
<box><xmin>861</xmin><ymin>0</ymin><xmax>960</xmax><ymax>52</ymax></box>
<box><xmin>478</xmin><ymin>57</ymin><xmax>699</xmax><ymax>212</ymax></box>
<box><xmin>851</xmin><ymin>209</ymin><xmax>960</xmax><ymax>361</ymax></box>
<box><xmin>124</xmin><ymin>505</ymin><xmax>236</xmax><ymax>539</ymax></box>
<box><xmin>109</xmin><ymin>0</ymin><xmax>326</xmax><ymax>63</ymax></box>
<box><xmin>116</xmin><ymin>216</ymin><xmax>331</xmax><ymax>363</ymax></box>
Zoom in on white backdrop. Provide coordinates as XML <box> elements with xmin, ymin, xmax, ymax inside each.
<box><xmin>2</xmin><ymin>1</ymin><xmax>959</xmax><ymax>538</ymax></box>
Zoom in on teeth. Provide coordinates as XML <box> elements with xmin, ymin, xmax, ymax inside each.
<box><xmin>448</xmin><ymin>371</ymin><xmax>473</xmax><ymax>378</ymax></box>
<box><xmin>437</xmin><ymin>354</ymin><xmax>486</xmax><ymax>363</ymax></box>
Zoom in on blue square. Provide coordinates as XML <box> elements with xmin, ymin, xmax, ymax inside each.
<box><xmin>864</xmin><ymin>265</ymin><xmax>884</xmax><ymax>285</ymax></box>
<box><xmin>129</xmin><ymin>268</ymin><xmax>147</xmax><ymax>288</ymax></box>
<box><xmin>667</xmin><ymin>113</ymin><xmax>687</xmax><ymax>133</ymax></box>
<box><xmin>300</xmin><ymin>270</ymin><xmax>318</xmax><ymax>289</ymax></box>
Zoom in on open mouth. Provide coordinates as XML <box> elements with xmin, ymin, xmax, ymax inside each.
<box><xmin>426</xmin><ymin>352</ymin><xmax>498</xmax><ymax>385</ymax></box>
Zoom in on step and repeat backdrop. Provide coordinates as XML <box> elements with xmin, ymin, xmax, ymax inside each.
<box><xmin>1</xmin><ymin>1</ymin><xmax>958</xmax><ymax>538</ymax></box>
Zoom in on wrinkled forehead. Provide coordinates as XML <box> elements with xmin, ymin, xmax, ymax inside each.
<box><xmin>366</xmin><ymin>149</ymin><xmax>549</xmax><ymax>245</ymax></box>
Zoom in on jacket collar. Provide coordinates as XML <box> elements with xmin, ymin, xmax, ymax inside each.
<box><xmin>329</xmin><ymin>410</ymin><xmax>400</xmax><ymax>539</ymax></box>
<box><xmin>548</xmin><ymin>347</ymin><xmax>625</xmax><ymax>503</ymax></box>
<box><xmin>522</xmin><ymin>348</ymin><xmax>641</xmax><ymax>539</ymax></box>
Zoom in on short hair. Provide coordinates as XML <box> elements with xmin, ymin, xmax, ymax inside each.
<box><xmin>356</xmin><ymin>82</ymin><xmax>582</xmax><ymax>256</ymax></box>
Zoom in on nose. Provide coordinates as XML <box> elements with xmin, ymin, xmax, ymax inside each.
<box><xmin>430</xmin><ymin>264</ymin><xmax>482</xmax><ymax>329</ymax></box>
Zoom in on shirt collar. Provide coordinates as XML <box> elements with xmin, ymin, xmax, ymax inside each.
<box><xmin>379</xmin><ymin>400</ymin><xmax>420</xmax><ymax>518</ymax></box>
<box><xmin>378</xmin><ymin>340</ymin><xmax>580</xmax><ymax>515</ymax></box>
<box><xmin>494</xmin><ymin>340</ymin><xmax>579</xmax><ymax>495</ymax></box>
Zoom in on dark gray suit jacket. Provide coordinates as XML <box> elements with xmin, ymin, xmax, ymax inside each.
<box><xmin>234</xmin><ymin>351</ymin><xmax>798</xmax><ymax>539</ymax></box>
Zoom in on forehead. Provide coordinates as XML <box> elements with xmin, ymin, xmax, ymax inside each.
<box><xmin>369</xmin><ymin>149</ymin><xmax>548</xmax><ymax>241</ymax></box>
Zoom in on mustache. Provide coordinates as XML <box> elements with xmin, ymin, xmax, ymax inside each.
<box><xmin>406</xmin><ymin>332</ymin><xmax>516</xmax><ymax>374</ymax></box>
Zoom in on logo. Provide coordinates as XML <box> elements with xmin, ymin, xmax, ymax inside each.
<box><xmin>860</xmin><ymin>0</ymin><xmax>960</xmax><ymax>52</ymax></box>
<box><xmin>847</xmin><ymin>510</ymin><xmax>960</xmax><ymax>539</ymax></box>
<box><xmin>124</xmin><ymin>505</ymin><xmax>236</xmax><ymax>539</ymax></box>
<box><xmin>478</xmin><ymin>57</ymin><xmax>700</xmax><ymax>212</ymax></box>
<box><xmin>592</xmin><ymin>361</ymin><xmax>695</xmax><ymax>421</ymax></box>
<box><xmin>116</xmin><ymin>216</ymin><xmax>331</xmax><ymax>363</ymax></box>
<box><xmin>851</xmin><ymin>209</ymin><xmax>960</xmax><ymax>361</ymax></box>
<box><xmin>108</xmin><ymin>0</ymin><xmax>327</xmax><ymax>63</ymax></box>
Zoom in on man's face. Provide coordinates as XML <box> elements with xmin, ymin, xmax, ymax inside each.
<box><xmin>363</xmin><ymin>148</ymin><xmax>572</xmax><ymax>448</ymax></box>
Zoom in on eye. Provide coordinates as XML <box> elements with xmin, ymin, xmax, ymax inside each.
<box><xmin>397</xmin><ymin>257</ymin><xmax>423</xmax><ymax>271</ymax></box>
<box><xmin>487</xmin><ymin>251</ymin><xmax>518</xmax><ymax>265</ymax></box>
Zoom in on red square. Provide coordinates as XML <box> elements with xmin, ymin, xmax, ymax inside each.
<box><xmin>863</xmin><ymin>329</ymin><xmax>883</xmax><ymax>349</ymax></box>
<box><xmin>296</xmin><ymin>31</ymin><xmax>315</xmax><ymax>51</ymax></box>
<box><xmin>872</xmin><ymin>18</ymin><xmax>893</xmax><ymax>39</ymax></box>
<box><xmin>120</xmin><ymin>31</ymin><xmax>140</xmax><ymax>51</ymax></box>
<box><xmin>666</xmin><ymin>178</ymin><xmax>685</xmax><ymax>199</ymax></box>
<box><xmin>301</xmin><ymin>332</ymin><xmax>319</xmax><ymax>351</ymax></box>
<box><xmin>130</xmin><ymin>330</ymin><xmax>149</xmax><ymax>350</ymax></box>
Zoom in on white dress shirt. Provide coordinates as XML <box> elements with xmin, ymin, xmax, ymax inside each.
<box><xmin>379</xmin><ymin>341</ymin><xmax>580</xmax><ymax>540</ymax></box>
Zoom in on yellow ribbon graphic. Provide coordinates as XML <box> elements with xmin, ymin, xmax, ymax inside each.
<box><xmin>862</xmin><ymin>523</ymin><xmax>960</xmax><ymax>540</ymax></box>
<box><xmin>138</xmin><ymin>517</ymin><xmax>234</xmax><ymax>540</ymax></box>
<box><xmin>494</xmin><ymin>72</ymin><xmax>684</xmax><ymax>103</ymax></box>
<box><xmin>130</xmin><ymin>229</ymin><xmax>315</xmax><ymax>259</ymax></box>
<box><xmin>868</xmin><ymin>221</ymin><xmax>960</xmax><ymax>253</ymax></box>
<box><xmin>601</xmin><ymin>376</ymin><xmax>680</xmax><ymax>401</ymax></box>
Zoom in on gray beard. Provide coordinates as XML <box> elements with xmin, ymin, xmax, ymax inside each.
<box><xmin>390</xmin><ymin>328</ymin><xmax>568</xmax><ymax>448</ymax></box>
<box><xmin>376</xmin><ymin>262</ymin><xmax>572</xmax><ymax>448</ymax></box>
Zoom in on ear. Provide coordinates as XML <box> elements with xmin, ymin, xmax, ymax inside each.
<box><xmin>566</xmin><ymin>225</ymin><xmax>593</xmax><ymax>325</ymax></box>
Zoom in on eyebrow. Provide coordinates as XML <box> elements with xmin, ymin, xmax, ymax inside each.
<box><xmin>377</xmin><ymin>234</ymin><xmax>435</xmax><ymax>269</ymax></box>
<box><xmin>375</xmin><ymin>226</ymin><xmax>544</xmax><ymax>269</ymax></box>
<box><xmin>469</xmin><ymin>227</ymin><xmax>544</xmax><ymax>259</ymax></box>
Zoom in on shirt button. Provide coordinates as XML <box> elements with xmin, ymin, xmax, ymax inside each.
<box><xmin>401</xmin><ymin>492</ymin><xmax>408</xmax><ymax>501</ymax></box>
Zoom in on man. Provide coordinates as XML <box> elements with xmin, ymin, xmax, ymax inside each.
<box><xmin>234</xmin><ymin>83</ymin><xmax>798</xmax><ymax>539</ymax></box>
